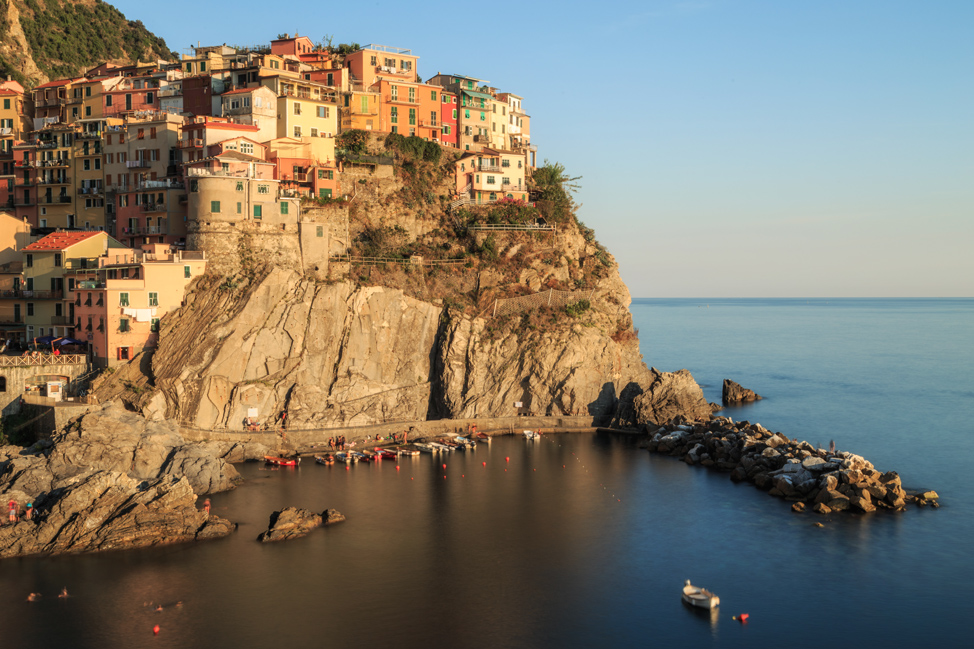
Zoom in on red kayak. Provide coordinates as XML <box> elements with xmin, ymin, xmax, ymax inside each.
<box><xmin>377</xmin><ymin>449</ymin><xmax>397</xmax><ymax>460</ymax></box>
<box><xmin>265</xmin><ymin>455</ymin><xmax>298</xmax><ymax>466</ymax></box>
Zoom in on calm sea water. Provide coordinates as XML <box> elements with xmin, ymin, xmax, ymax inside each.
<box><xmin>2</xmin><ymin>298</ymin><xmax>972</xmax><ymax>648</ymax></box>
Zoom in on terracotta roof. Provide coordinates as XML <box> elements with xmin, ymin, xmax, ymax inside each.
<box><xmin>23</xmin><ymin>231</ymin><xmax>103</xmax><ymax>252</ymax></box>
<box><xmin>0</xmin><ymin>89</ymin><xmax>19</xmax><ymax>96</ymax></box>
<box><xmin>34</xmin><ymin>78</ymin><xmax>84</xmax><ymax>90</ymax></box>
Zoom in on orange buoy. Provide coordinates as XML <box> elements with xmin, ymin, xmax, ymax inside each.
<box><xmin>345</xmin><ymin>466</ymin><xmax>349</xmax><ymax>471</ymax></box>
<box><xmin>733</xmin><ymin>614</ymin><xmax>749</xmax><ymax>623</ymax></box>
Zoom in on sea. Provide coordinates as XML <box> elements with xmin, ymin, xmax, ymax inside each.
<box><xmin>2</xmin><ymin>298</ymin><xmax>972</xmax><ymax>648</ymax></box>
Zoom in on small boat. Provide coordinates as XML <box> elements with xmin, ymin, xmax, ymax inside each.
<box><xmin>433</xmin><ymin>441</ymin><xmax>456</xmax><ymax>452</ymax></box>
<box><xmin>476</xmin><ymin>432</ymin><xmax>491</xmax><ymax>444</ymax></box>
<box><xmin>414</xmin><ymin>443</ymin><xmax>437</xmax><ymax>454</ymax></box>
<box><xmin>455</xmin><ymin>436</ymin><xmax>477</xmax><ymax>450</ymax></box>
<box><xmin>377</xmin><ymin>449</ymin><xmax>397</xmax><ymax>460</ymax></box>
<box><xmin>337</xmin><ymin>452</ymin><xmax>358</xmax><ymax>464</ymax></box>
<box><xmin>397</xmin><ymin>446</ymin><xmax>421</xmax><ymax>456</ymax></box>
<box><xmin>523</xmin><ymin>430</ymin><xmax>540</xmax><ymax>440</ymax></box>
<box><xmin>351</xmin><ymin>451</ymin><xmax>369</xmax><ymax>462</ymax></box>
<box><xmin>315</xmin><ymin>454</ymin><xmax>335</xmax><ymax>465</ymax></box>
<box><xmin>682</xmin><ymin>580</ymin><xmax>720</xmax><ymax>609</ymax></box>
<box><xmin>265</xmin><ymin>455</ymin><xmax>299</xmax><ymax>466</ymax></box>
<box><xmin>359</xmin><ymin>450</ymin><xmax>376</xmax><ymax>462</ymax></box>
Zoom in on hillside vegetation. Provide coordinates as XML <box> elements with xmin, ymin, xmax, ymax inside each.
<box><xmin>0</xmin><ymin>0</ymin><xmax>175</xmax><ymax>85</ymax></box>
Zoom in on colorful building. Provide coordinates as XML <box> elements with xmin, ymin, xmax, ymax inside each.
<box><xmin>454</xmin><ymin>148</ymin><xmax>529</xmax><ymax>205</ymax></box>
<box><xmin>69</xmin><ymin>243</ymin><xmax>206</xmax><ymax>367</ymax></box>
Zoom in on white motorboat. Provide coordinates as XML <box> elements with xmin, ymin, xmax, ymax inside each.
<box><xmin>523</xmin><ymin>430</ymin><xmax>540</xmax><ymax>440</ymax></box>
<box><xmin>682</xmin><ymin>580</ymin><xmax>719</xmax><ymax>609</ymax></box>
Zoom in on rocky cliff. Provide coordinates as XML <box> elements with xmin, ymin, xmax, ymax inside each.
<box><xmin>94</xmin><ymin>139</ymin><xmax>711</xmax><ymax>431</ymax></box>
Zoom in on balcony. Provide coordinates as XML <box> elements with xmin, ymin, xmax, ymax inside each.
<box><xmin>124</xmin><ymin>224</ymin><xmax>167</xmax><ymax>235</ymax></box>
<box><xmin>18</xmin><ymin>290</ymin><xmax>63</xmax><ymax>300</ymax></box>
<box><xmin>126</xmin><ymin>159</ymin><xmax>152</xmax><ymax>168</ymax></box>
<box><xmin>12</xmin><ymin>197</ymin><xmax>35</xmax><ymax>206</ymax></box>
<box><xmin>38</xmin><ymin>176</ymin><xmax>71</xmax><ymax>185</ymax></box>
<box><xmin>15</xmin><ymin>177</ymin><xmax>36</xmax><ymax>186</ymax></box>
<box><xmin>38</xmin><ymin>195</ymin><xmax>72</xmax><ymax>205</ymax></box>
<box><xmin>37</xmin><ymin>140</ymin><xmax>59</xmax><ymax>149</ymax></box>
<box><xmin>140</xmin><ymin>202</ymin><xmax>166</xmax><ymax>212</ymax></box>
<box><xmin>476</xmin><ymin>163</ymin><xmax>501</xmax><ymax>173</ymax></box>
<box><xmin>384</xmin><ymin>94</ymin><xmax>419</xmax><ymax>105</ymax></box>
<box><xmin>291</xmin><ymin>172</ymin><xmax>308</xmax><ymax>183</ymax></box>
<box><xmin>0</xmin><ymin>316</ymin><xmax>23</xmax><ymax>324</ymax></box>
<box><xmin>178</xmin><ymin>138</ymin><xmax>204</xmax><ymax>148</ymax></box>
<box><xmin>50</xmin><ymin>316</ymin><xmax>72</xmax><ymax>326</ymax></box>
<box><xmin>419</xmin><ymin>119</ymin><xmax>440</xmax><ymax>129</ymax></box>
<box><xmin>78</xmin><ymin>186</ymin><xmax>104</xmax><ymax>195</ymax></box>
<box><xmin>0</xmin><ymin>127</ymin><xmax>13</xmax><ymax>136</ymax></box>
<box><xmin>77</xmin><ymin>281</ymin><xmax>106</xmax><ymax>290</ymax></box>
<box><xmin>76</xmin><ymin>131</ymin><xmax>102</xmax><ymax>140</ymax></box>
<box><xmin>39</xmin><ymin>158</ymin><xmax>69</xmax><ymax>167</ymax></box>
<box><xmin>15</xmin><ymin>159</ymin><xmax>34</xmax><ymax>168</ymax></box>
<box><xmin>137</xmin><ymin>179</ymin><xmax>184</xmax><ymax>190</ymax></box>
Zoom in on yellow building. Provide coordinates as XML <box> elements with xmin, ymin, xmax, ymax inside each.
<box><xmin>21</xmin><ymin>230</ymin><xmax>126</xmax><ymax>341</ymax></box>
<box><xmin>0</xmin><ymin>211</ymin><xmax>32</xmax><ymax>342</ymax></box>
<box><xmin>1</xmin><ymin>85</ymin><xmax>32</xmax><ymax>158</ymax></box>
<box><xmin>33</xmin><ymin>124</ymin><xmax>77</xmax><ymax>229</ymax></box>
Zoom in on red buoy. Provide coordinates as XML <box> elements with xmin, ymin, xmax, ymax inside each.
<box><xmin>505</xmin><ymin>457</ymin><xmax>510</xmax><ymax>462</ymax></box>
<box><xmin>482</xmin><ymin>462</ymin><xmax>486</xmax><ymax>467</ymax></box>
<box><xmin>442</xmin><ymin>464</ymin><xmax>447</xmax><ymax>470</ymax></box>
<box><xmin>396</xmin><ymin>465</ymin><xmax>400</xmax><ymax>470</ymax></box>
<box><xmin>153</xmin><ymin>625</ymin><xmax>160</xmax><ymax>635</ymax></box>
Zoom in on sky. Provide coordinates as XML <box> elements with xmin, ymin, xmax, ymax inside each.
<box><xmin>110</xmin><ymin>0</ymin><xmax>973</xmax><ymax>297</ymax></box>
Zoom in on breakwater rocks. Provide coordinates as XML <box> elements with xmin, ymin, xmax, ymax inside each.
<box><xmin>646</xmin><ymin>417</ymin><xmax>938</xmax><ymax>514</ymax></box>
<box><xmin>257</xmin><ymin>507</ymin><xmax>345</xmax><ymax>542</ymax></box>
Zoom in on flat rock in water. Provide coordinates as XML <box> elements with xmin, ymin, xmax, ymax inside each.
<box><xmin>257</xmin><ymin>507</ymin><xmax>323</xmax><ymax>542</ymax></box>
<box><xmin>323</xmin><ymin>508</ymin><xmax>346</xmax><ymax>525</ymax></box>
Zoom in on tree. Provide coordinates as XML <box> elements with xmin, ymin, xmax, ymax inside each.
<box><xmin>530</xmin><ymin>161</ymin><xmax>581</xmax><ymax>223</ymax></box>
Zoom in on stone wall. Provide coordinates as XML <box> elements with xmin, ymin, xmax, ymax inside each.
<box><xmin>0</xmin><ymin>361</ymin><xmax>90</xmax><ymax>416</ymax></box>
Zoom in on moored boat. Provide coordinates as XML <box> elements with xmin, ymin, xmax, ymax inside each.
<box><xmin>523</xmin><ymin>430</ymin><xmax>540</xmax><ymax>440</ymax></box>
<box><xmin>377</xmin><ymin>449</ymin><xmax>398</xmax><ymax>460</ymax></box>
<box><xmin>265</xmin><ymin>455</ymin><xmax>299</xmax><ymax>466</ymax></box>
<box><xmin>315</xmin><ymin>454</ymin><xmax>335</xmax><ymax>465</ymax></box>
<box><xmin>397</xmin><ymin>446</ymin><xmax>421</xmax><ymax>456</ymax></box>
<box><xmin>414</xmin><ymin>443</ymin><xmax>437</xmax><ymax>454</ymax></box>
<box><xmin>337</xmin><ymin>452</ymin><xmax>358</xmax><ymax>464</ymax></box>
<box><xmin>682</xmin><ymin>580</ymin><xmax>719</xmax><ymax>609</ymax></box>
<box><xmin>476</xmin><ymin>432</ymin><xmax>491</xmax><ymax>443</ymax></box>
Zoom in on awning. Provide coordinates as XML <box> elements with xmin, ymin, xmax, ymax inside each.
<box><xmin>461</xmin><ymin>89</ymin><xmax>494</xmax><ymax>101</ymax></box>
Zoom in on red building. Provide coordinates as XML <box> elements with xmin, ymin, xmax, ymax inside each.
<box><xmin>440</xmin><ymin>90</ymin><xmax>458</xmax><ymax>148</ymax></box>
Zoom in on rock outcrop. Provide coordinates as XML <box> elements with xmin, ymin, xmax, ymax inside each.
<box><xmin>722</xmin><ymin>380</ymin><xmax>762</xmax><ymax>404</ymax></box>
<box><xmin>257</xmin><ymin>507</ymin><xmax>344</xmax><ymax>542</ymax></box>
<box><xmin>40</xmin><ymin>403</ymin><xmax>259</xmax><ymax>495</ymax></box>
<box><xmin>634</xmin><ymin>369</ymin><xmax>713</xmax><ymax>426</ymax></box>
<box><xmin>646</xmin><ymin>417</ymin><xmax>930</xmax><ymax>514</ymax></box>
<box><xmin>0</xmin><ymin>471</ymin><xmax>234</xmax><ymax>559</ymax></box>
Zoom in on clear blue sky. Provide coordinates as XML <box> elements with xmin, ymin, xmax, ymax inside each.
<box><xmin>113</xmin><ymin>0</ymin><xmax>973</xmax><ymax>297</ymax></box>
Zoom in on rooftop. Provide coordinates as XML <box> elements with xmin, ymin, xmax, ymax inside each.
<box><xmin>23</xmin><ymin>231</ymin><xmax>104</xmax><ymax>252</ymax></box>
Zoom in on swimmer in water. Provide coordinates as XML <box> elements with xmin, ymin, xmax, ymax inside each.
<box><xmin>156</xmin><ymin>605</ymin><xmax>163</xmax><ymax>612</ymax></box>
<box><xmin>27</xmin><ymin>593</ymin><xmax>40</xmax><ymax>602</ymax></box>
<box><xmin>59</xmin><ymin>588</ymin><xmax>69</xmax><ymax>598</ymax></box>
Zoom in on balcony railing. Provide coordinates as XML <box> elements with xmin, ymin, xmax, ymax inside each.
<box><xmin>38</xmin><ymin>158</ymin><xmax>69</xmax><ymax>167</ymax></box>
<box><xmin>37</xmin><ymin>141</ymin><xmax>59</xmax><ymax>149</ymax></box>
<box><xmin>78</xmin><ymin>186</ymin><xmax>104</xmax><ymax>195</ymax></box>
<box><xmin>137</xmin><ymin>179</ymin><xmax>184</xmax><ymax>190</ymax></box>
<box><xmin>385</xmin><ymin>94</ymin><xmax>419</xmax><ymax>105</ymax></box>
<box><xmin>419</xmin><ymin>119</ymin><xmax>440</xmax><ymax>129</ymax></box>
<box><xmin>0</xmin><ymin>354</ymin><xmax>87</xmax><ymax>367</ymax></box>
<box><xmin>10</xmin><ymin>290</ymin><xmax>63</xmax><ymax>299</ymax></box>
<box><xmin>37</xmin><ymin>177</ymin><xmax>70</xmax><ymax>185</ymax></box>
<box><xmin>38</xmin><ymin>195</ymin><xmax>72</xmax><ymax>205</ymax></box>
<box><xmin>126</xmin><ymin>159</ymin><xmax>152</xmax><ymax>168</ymax></box>
<box><xmin>77</xmin><ymin>281</ymin><xmax>106</xmax><ymax>289</ymax></box>
<box><xmin>0</xmin><ymin>127</ymin><xmax>13</xmax><ymax>136</ymax></box>
<box><xmin>76</xmin><ymin>131</ymin><xmax>102</xmax><ymax>140</ymax></box>
<box><xmin>477</xmin><ymin>163</ymin><xmax>501</xmax><ymax>173</ymax></box>
<box><xmin>15</xmin><ymin>177</ymin><xmax>35</xmax><ymax>186</ymax></box>
<box><xmin>50</xmin><ymin>316</ymin><xmax>72</xmax><ymax>326</ymax></box>
<box><xmin>178</xmin><ymin>138</ymin><xmax>204</xmax><ymax>148</ymax></box>
<box><xmin>140</xmin><ymin>203</ymin><xmax>166</xmax><ymax>213</ymax></box>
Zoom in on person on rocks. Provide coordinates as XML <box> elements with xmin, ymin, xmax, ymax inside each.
<box><xmin>24</xmin><ymin>503</ymin><xmax>33</xmax><ymax>520</ymax></box>
<box><xmin>8</xmin><ymin>499</ymin><xmax>17</xmax><ymax>524</ymax></box>
<box><xmin>203</xmin><ymin>498</ymin><xmax>211</xmax><ymax>516</ymax></box>
<box><xmin>59</xmin><ymin>588</ymin><xmax>69</xmax><ymax>598</ymax></box>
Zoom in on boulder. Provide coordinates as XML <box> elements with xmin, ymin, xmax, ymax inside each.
<box><xmin>722</xmin><ymin>380</ymin><xmax>762</xmax><ymax>404</ymax></box>
<box><xmin>919</xmin><ymin>491</ymin><xmax>939</xmax><ymax>501</ymax></box>
<box><xmin>791</xmin><ymin>502</ymin><xmax>806</xmax><ymax>513</ymax></box>
<box><xmin>323</xmin><ymin>509</ymin><xmax>346</xmax><ymax>525</ymax></box>
<box><xmin>812</xmin><ymin>503</ymin><xmax>832</xmax><ymax>515</ymax></box>
<box><xmin>802</xmin><ymin>456</ymin><xmax>827</xmax><ymax>471</ymax></box>
<box><xmin>634</xmin><ymin>368</ymin><xmax>714</xmax><ymax>426</ymax></box>
<box><xmin>257</xmin><ymin>507</ymin><xmax>323</xmax><ymax>542</ymax></box>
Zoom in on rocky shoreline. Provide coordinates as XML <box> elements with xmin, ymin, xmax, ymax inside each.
<box><xmin>646</xmin><ymin>416</ymin><xmax>939</xmax><ymax>513</ymax></box>
<box><xmin>0</xmin><ymin>403</ymin><xmax>268</xmax><ymax>560</ymax></box>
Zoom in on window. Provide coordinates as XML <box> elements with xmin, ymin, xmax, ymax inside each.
<box><xmin>294</xmin><ymin>102</ymin><xmax>301</xmax><ymax>115</ymax></box>
<box><xmin>26</xmin><ymin>303</ymin><xmax>34</xmax><ymax>317</ymax></box>
<box><xmin>431</xmin><ymin>90</ymin><xmax>437</xmax><ymax>101</ymax></box>
<box><xmin>94</xmin><ymin>158</ymin><xmax>100</xmax><ymax>170</ymax></box>
<box><xmin>211</xmin><ymin>200</ymin><xmax>221</xmax><ymax>213</ymax></box>
<box><xmin>317</xmin><ymin>106</ymin><xmax>329</xmax><ymax>118</ymax></box>
<box><xmin>184</xmin><ymin>265</ymin><xmax>191</xmax><ymax>278</ymax></box>
<box><xmin>148</xmin><ymin>292</ymin><xmax>158</xmax><ymax>306</ymax></box>
<box><xmin>236</xmin><ymin>181</ymin><xmax>244</xmax><ymax>192</ymax></box>
<box><xmin>257</xmin><ymin>185</ymin><xmax>269</xmax><ymax>194</ymax></box>
<box><xmin>54</xmin><ymin>253</ymin><xmax>62</xmax><ymax>267</ymax></box>
<box><xmin>200</xmin><ymin>62</ymin><xmax>206</xmax><ymax>72</ymax></box>
<box><xmin>390</xmin><ymin>106</ymin><xmax>398</xmax><ymax>124</ymax></box>
<box><xmin>464</xmin><ymin>109</ymin><xmax>470</xmax><ymax>119</ymax></box>
<box><xmin>293</xmin><ymin>126</ymin><xmax>302</xmax><ymax>137</ymax></box>
<box><xmin>150</xmin><ymin>318</ymin><xmax>160</xmax><ymax>333</ymax></box>
<box><xmin>150</xmin><ymin>127</ymin><xmax>157</xmax><ymax>139</ymax></box>
<box><xmin>119</xmin><ymin>319</ymin><xmax>130</xmax><ymax>332</ymax></box>
<box><xmin>3</xmin><ymin>99</ymin><xmax>8</xmax><ymax>109</ymax></box>
<box><xmin>453</xmin><ymin>109</ymin><xmax>458</xmax><ymax>120</ymax></box>
<box><xmin>409</xmin><ymin>108</ymin><xmax>416</xmax><ymax>126</ymax></box>
<box><xmin>311</xmin><ymin>128</ymin><xmax>318</xmax><ymax>137</ymax></box>
<box><xmin>487</xmin><ymin>176</ymin><xmax>496</xmax><ymax>185</ymax></box>
<box><xmin>118</xmin><ymin>346</ymin><xmax>130</xmax><ymax>361</ymax></box>
<box><xmin>318</xmin><ymin>169</ymin><xmax>326</xmax><ymax>179</ymax></box>
<box><xmin>84</xmin><ymin>159</ymin><xmax>91</xmax><ymax>171</ymax></box>
<box><xmin>26</xmin><ymin>254</ymin><xmax>32</xmax><ymax>267</ymax></box>
<box><xmin>408</xmin><ymin>87</ymin><xmax>415</xmax><ymax>103</ymax></box>
<box><xmin>237</xmin><ymin>202</ymin><xmax>242</xmax><ymax>214</ymax></box>
<box><xmin>481</xmin><ymin>112</ymin><xmax>486</xmax><ymax>121</ymax></box>
<box><xmin>443</xmin><ymin>125</ymin><xmax>451</xmax><ymax>135</ymax></box>
<box><xmin>319</xmin><ymin>188</ymin><xmax>332</xmax><ymax>199</ymax></box>
<box><xmin>85</xmin><ymin>105</ymin><xmax>91</xmax><ymax>117</ymax></box>
<box><xmin>185</xmin><ymin>62</ymin><xmax>192</xmax><ymax>72</ymax></box>
<box><xmin>0</xmin><ymin>376</ymin><xmax>5</xmax><ymax>392</ymax></box>
<box><xmin>119</xmin><ymin>293</ymin><xmax>129</xmax><ymax>306</ymax></box>
<box><xmin>316</xmin><ymin>225</ymin><xmax>323</xmax><ymax>237</ymax></box>
<box><xmin>253</xmin><ymin>205</ymin><xmax>262</xmax><ymax>219</ymax></box>
<box><xmin>502</xmin><ymin>159</ymin><xmax>511</xmax><ymax>168</ymax></box>
<box><xmin>240</xmin><ymin>142</ymin><xmax>253</xmax><ymax>155</ymax></box>
<box><xmin>106</xmin><ymin>95</ymin><xmax>112</xmax><ymax>107</ymax></box>
<box><xmin>138</xmin><ymin>128</ymin><xmax>145</xmax><ymax>139</ymax></box>
<box><xmin>280</xmin><ymin>202</ymin><xmax>289</xmax><ymax>215</ymax></box>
